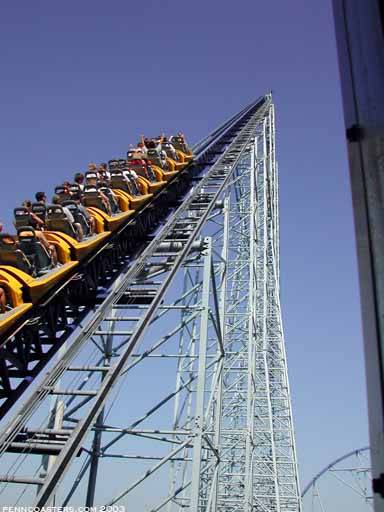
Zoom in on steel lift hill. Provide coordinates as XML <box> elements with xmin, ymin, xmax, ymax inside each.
<box><xmin>0</xmin><ymin>95</ymin><xmax>301</xmax><ymax>511</ymax></box>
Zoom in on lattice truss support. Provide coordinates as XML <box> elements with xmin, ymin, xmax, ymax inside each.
<box><xmin>0</xmin><ymin>99</ymin><xmax>301</xmax><ymax>511</ymax></box>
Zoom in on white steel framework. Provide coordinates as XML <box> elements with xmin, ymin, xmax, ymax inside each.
<box><xmin>0</xmin><ymin>96</ymin><xmax>301</xmax><ymax>511</ymax></box>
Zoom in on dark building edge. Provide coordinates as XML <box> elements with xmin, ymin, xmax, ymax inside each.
<box><xmin>332</xmin><ymin>1</ymin><xmax>384</xmax><ymax>509</ymax></box>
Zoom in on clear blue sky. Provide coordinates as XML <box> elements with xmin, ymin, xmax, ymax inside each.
<box><xmin>0</xmin><ymin>0</ymin><xmax>367</xmax><ymax>499</ymax></box>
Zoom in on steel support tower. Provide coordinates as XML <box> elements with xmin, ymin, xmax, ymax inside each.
<box><xmin>0</xmin><ymin>95</ymin><xmax>301</xmax><ymax>511</ymax></box>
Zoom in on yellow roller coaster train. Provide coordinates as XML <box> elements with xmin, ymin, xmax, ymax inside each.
<box><xmin>0</xmin><ymin>133</ymin><xmax>193</xmax><ymax>336</ymax></box>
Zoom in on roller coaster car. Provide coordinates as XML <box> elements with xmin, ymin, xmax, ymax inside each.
<box><xmin>109</xmin><ymin>171</ymin><xmax>153</xmax><ymax>210</ymax></box>
<box><xmin>0</xmin><ymin>263</ymin><xmax>78</xmax><ymax>304</ymax></box>
<box><xmin>45</xmin><ymin>203</ymin><xmax>110</xmax><ymax>257</ymax></box>
<box><xmin>54</xmin><ymin>185</ymin><xmax>72</xmax><ymax>203</ymax></box>
<box><xmin>45</xmin><ymin>230</ymin><xmax>110</xmax><ymax>261</ymax></box>
<box><xmin>14</xmin><ymin>207</ymin><xmax>32</xmax><ymax>230</ymax></box>
<box><xmin>161</xmin><ymin>144</ymin><xmax>174</xmax><ymax>158</ymax></box>
<box><xmin>167</xmin><ymin>157</ymin><xmax>184</xmax><ymax>171</ymax></box>
<box><xmin>0</xmin><ymin>303</ymin><xmax>32</xmax><ymax>336</ymax></box>
<box><xmin>97</xmin><ymin>182</ymin><xmax>120</xmax><ymax>214</ymax></box>
<box><xmin>108</xmin><ymin>159</ymin><xmax>119</xmax><ymax>170</ymax></box>
<box><xmin>69</xmin><ymin>183</ymin><xmax>81</xmax><ymax>195</ymax></box>
<box><xmin>31</xmin><ymin>203</ymin><xmax>47</xmax><ymax>224</ymax></box>
<box><xmin>82</xmin><ymin>185</ymin><xmax>113</xmax><ymax>214</ymax></box>
<box><xmin>82</xmin><ymin>186</ymin><xmax>135</xmax><ymax>230</ymax></box>
<box><xmin>161</xmin><ymin>143</ymin><xmax>185</xmax><ymax>170</ymax></box>
<box><xmin>0</xmin><ymin>231</ymin><xmax>77</xmax><ymax>303</ymax></box>
<box><xmin>144</xmin><ymin>151</ymin><xmax>179</xmax><ymax>181</ymax></box>
<box><xmin>46</xmin><ymin>205</ymin><xmax>80</xmax><ymax>240</ymax></box>
<box><xmin>137</xmin><ymin>176</ymin><xmax>165</xmax><ymax>194</ymax></box>
<box><xmin>127</xmin><ymin>150</ymin><xmax>141</xmax><ymax>160</ymax></box>
<box><xmin>1</xmin><ymin>134</ymin><xmax>192</xmax><ymax>337</ymax></box>
<box><xmin>147</xmin><ymin>150</ymin><xmax>182</xmax><ymax>173</ymax></box>
<box><xmin>146</xmin><ymin>149</ymin><xmax>168</xmax><ymax>170</ymax></box>
<box><xmin>151</xmin><ymin>164</ymin><xmax>178</xmax><ymax>182</ymax></box>
<box><xmin>0</xmin><ymin>234</ymin><xmax>33</xmax><ymax>275</ymax></box>
<box><xmin>85</xmin><ymin>171</ymin><xmax>99</xmax><ymax>186</ymax></box>
<box><xmin>169</xmin><ymin>136</ymin><xmax>193</xmax><ymax>161</ymax></box>
<box><xmin>0</xmin><ymin>269</ymin><xmax>32</xmax><ymax>335</ymax></box>
<box><xmin>136</xmin><ymin>175</ymin><xmax>165</xmax><ymax>194</ymax></box>
<box><xmin>86</xmin><ymin>177</ymin><xmax>123</xmax><ymax>214</ymax></box>
<box><xmin>17</xmin><ymin>227</ymin><xmax>54</xmax><ymax>274</ymax></box>
<box><xmin>98</xmin><ymin>170</ymin><xmax>109</xmax><ymax>182</ymax></box>
<box><xmin>126</xmin><ymin>158</ymin><xmax>166</xmax><ymax>194</ymax></box>
<box><xmin>125</xmin><ymin>158</ymin><xmax>147</xmax><ymax>174</ymax></box>
<box><xmin>61</xmin><ymin>200</ymin><xmax>92</xmax><ymax>237</ymax></box>
<box><xmin>118</xmin><ymin>158</ymin><xmax>128</xmax><ymax>169</ymax></box>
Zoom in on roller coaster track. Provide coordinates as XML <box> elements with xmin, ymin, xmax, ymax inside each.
<box><xmin>0</xmin><ymin>97</ymin><xmax>265</xmax><ymax>418</ymax></box>
<box><xmin>0</xmin><ymin>95</ymin><xmax>300</xmax><ymax>512</ymax></box>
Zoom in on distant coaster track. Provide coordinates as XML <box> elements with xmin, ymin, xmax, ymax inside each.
<box><xmin>301</xmin><ymin>446</ymin><xmax>372</xmax><ymax>510</ymax></box>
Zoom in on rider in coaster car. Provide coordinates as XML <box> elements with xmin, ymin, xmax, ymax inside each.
<box><xmin>35</xmin><ymin>191</ymin><xmax>48</xmax><ymax>205</ymax></box>
<box><xmin>62</xmin><ymin>181</ymin><xmax>72</xmax><ymax>190</ymax></box>
<box><xmin>122</xmin><ymin>167</ymin><xmax>141</xmax><ymax>195</ymax></box>
<box><xmin>88</xmin><ymin>162</ymin><xmax>107</xmax><ymax>182</ymax></box>
<box><xmin>154</xmin><ymin>137</ymin><xmax>169</xmax><ymax>166</ymax></box>
<box><xmin>134</xmin><ymin>141</ymin><xmax>147</xmax><ymax>156</ymax></box>
<box><xmin>161</xmin><ymin>135</ymin><xmax>178</xmax><ymax>161</ymax></box>
<box><xmin>72</xmin><ymin>191</ymin><xmax>96</xmax><ymax>235</ymax></box>
<box><xmin>144</xmin><ymin>158</ymin><xmax>157</xmax><ymax>181</ymax></box>
<box><xmin>96</xmin><ymin>179</ymin><xmax>120</xmax><ymax>214</ymax></box>
<box><xmin>18</xmin><ymin>202</ymin><xmax>58</xmax><ymax>265</ymax></box>
<box><xmin>144</xmin><ymin>138</ymin><xmax>161</xmax><ymax>152</ymax></box>
<box><xmin>74</xmin><ymin>172</ymin><xmax>85</xmax><ymax>191</ymax></box>
<box><xmin>144</xmin><ymin>138</ymin><xmax>168</xmax><ymax>169</ymax></box>
<box><xmin>98</xmin><ymin>163</ymin><xmax>111</xmax><ymax>182</ymax></box>
<box><xmin>88</xmin><ymin>162</ymin><xmax>99</xmax><ymax>176</ymax></box>
<box><xmin>52</xmin><ymin>195</ymin><xmax>84</xmax><ymax>241</ymax></box>
<box><xmin>84</xmin><ymin>173</ymin><xmax>112</xmax><ymax>215</ymax></box>
<box><xmin>129</xmin><ymin>152</ymin><xmax>157</xmax><ymax>182</ymax></box>
<box><xmin>111</xmin><ymin>167</ymin><xmax>139</xmax><ymax>196</ymax></box>
<box><xmin>179</xmin><ymin>132</ymin><xmax>190</xmax><ymax>151</ymax></box>
<box><xmin>22</xmin><ymin>200</ymin><xmax>45</xmax><ymax>230</ymax></box>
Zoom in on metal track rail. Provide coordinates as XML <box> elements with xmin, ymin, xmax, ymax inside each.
<box><xmin>0</xmin><ymin>96</ymin><xmax>271</xmax><ymax>506</ymax></box>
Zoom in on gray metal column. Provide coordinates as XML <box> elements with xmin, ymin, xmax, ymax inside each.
<box><xmin>333</xmin><ymin>2</ymin><xmax>384</xmax><ymax>509</ymax></box>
